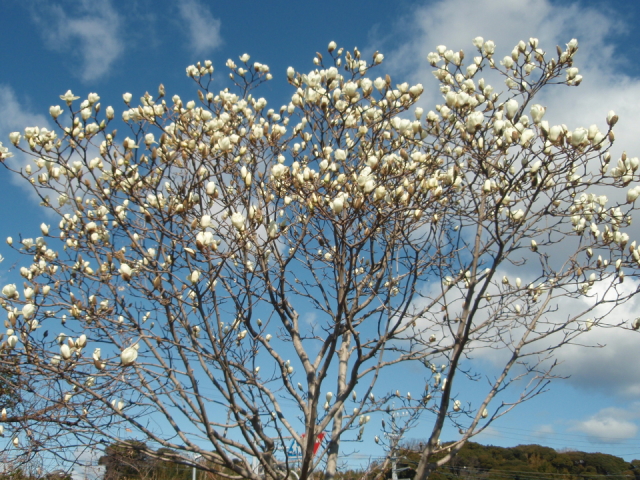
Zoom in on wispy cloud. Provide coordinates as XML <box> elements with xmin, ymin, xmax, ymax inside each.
<box><xmin>177</xmin><ymin>0</ymin><xmax>223</xmax><ymax>56</ymax></box>
<box><xmin>570</xmin><ymin>407</ymin><xmax>639</xmax><ymax>443</ymax></box>
<box><xmin>31</xmin><ymin>0</ymin><xmax>124</xmax><ymax>82</ymax></box>
<box><xmin>0</xmin><ymin>86</ymin><xmax>50</xmax><ymax>135</ymax></box>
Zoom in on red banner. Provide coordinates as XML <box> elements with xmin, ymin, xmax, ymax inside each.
<box><xmin>301</xmin><ymin>432</ymin><xmax>325</xmax><ymax>456</ymax></box>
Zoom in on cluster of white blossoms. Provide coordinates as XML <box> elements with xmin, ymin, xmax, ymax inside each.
<box><xmin>0</xmin><ymin>36</ymin><xmax>620</xmax><ymax>334</ymax></box>
<box><xmin>1</xmin><ymin>36</ymin><xmax>639</xmax><ymax>469</ymax></box>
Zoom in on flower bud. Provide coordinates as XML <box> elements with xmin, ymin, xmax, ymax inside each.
<box><xmin>530</xmin><ymin>104</ymin><xmax>545</xmax><ymax>124</ymax></box>
<box><xmin>505</xmin><ymin>99</ymin><xmax>518</xmax><ymax>119</ymax></box>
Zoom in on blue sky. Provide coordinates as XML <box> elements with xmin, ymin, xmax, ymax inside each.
<box><xmin>2</xmin><ymin>0</ymin><xmax>640</xmax><ymax>468</ymax></box>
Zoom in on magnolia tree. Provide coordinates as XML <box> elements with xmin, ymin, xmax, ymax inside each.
<box><xmin>0</xmin><ymin>36</ymin><xmax>639</xmax><ymax>480</ymax></box>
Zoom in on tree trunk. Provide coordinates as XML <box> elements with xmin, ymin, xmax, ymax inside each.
<box><xmin>323</xmin><ymin>332</ymin><xmax>351</xmax><ymax>480</ymax></box>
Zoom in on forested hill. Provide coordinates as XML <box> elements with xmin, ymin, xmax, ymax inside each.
<box><xmin>393</xmin><ymin>442</ymin><xmax>640</xmax><ymax>480</ymax></box>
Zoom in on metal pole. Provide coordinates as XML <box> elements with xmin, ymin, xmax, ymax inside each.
<box><xmin>193</xmin><ymin>454</ymin><xmax>201</xmax><ymax>480</ymax></box>
<box><xmin>391</xmin><ymin>455</ymin><xmax>398</xmax><ymax>480</ymax></box>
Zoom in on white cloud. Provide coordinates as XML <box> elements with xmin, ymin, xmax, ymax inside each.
<box><xmin>551</xmin><ymin>282</ymin><xmax>640</xmax><ymax>397</ymax></box>
<box><xmin>31</xmin><ymin>0</ymin><xmax>124</xmax><ymax>82</ymax></box>
<box><xmin>471</xmin><ymin>425</ymin><xmax>503</xmax><ymax>444</ymax></box>
<box><xmin>467</xmin><ymin>273</ymin><xmax>640</xmax><ymax>397</ymax></box>
<box><xmin>569</xmin><ymin>406</ymin><xmax>639</xmax><ymax>443</ymax></box>
<box><xmin>534</xmin><ymin>424</ymin><xmax>556</xmax><ymax>436</ymax></box>
<box><xmin>0</xmin><ymin>86</ymin><xmax>50</xmax><ymax>135</ymax></box>
<box><xmin>178</xmin><ymin>0</ymin><xmax>223</xmax><ymax>56</ymax></box>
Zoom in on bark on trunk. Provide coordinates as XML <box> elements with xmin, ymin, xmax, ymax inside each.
<box><xmin>323</xmin><ymin>332</ymin><xmax>351</xmax><ymax>480</ymax></box>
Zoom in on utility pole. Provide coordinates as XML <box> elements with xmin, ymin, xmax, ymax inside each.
<box><xmin>384</xmin><ymin>410</ymin><xmax>408</xmax><ymax>480</ymax></box>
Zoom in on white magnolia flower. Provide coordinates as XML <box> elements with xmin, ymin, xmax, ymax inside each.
<box><xmin>188</xmin><ymin>270</ymin><xmax>200</xmax><ymax>284</ymax></box>
<box><xmin>201</xmin><ymin>215</ymin><xmax>212</xmax><ymax>228</ymax></box>
<box><xmin>548</xmin><ymin>125</ymin><xmax>563</xmax><ymax>143</ymax></box>
<box><xmin>119</xmin><ymin>264</ymin><xmax>132</xmax><ymax>281</ymax></box>
<box><xmin>76</xmin><ymin>334</ymin><xmax>87</xmax><ymax>349</ymax></box>
<box><xmin>466</xmin><ymin>111</ymin><xmax>484</xmax><ymax>132</ymax></box>
<box><xmin>60</xmin><ymin>90</ymin><xmax>80</xmax><ymax>104</ymax></box>
<box><xmin>60</xmin><ymin>344</ymin><xmax>71</xmax><ymax>360</ymax></box>
<box><xmin>268</xmin><ymin>221</ymin><xmax>279</xmax><ymax>238</ymax></box>
<box><xmin>271</xmin><ymin>163</ymin><xmax>288</xmax><ymax>178</ymax></box>
<box><xmin>530</xmin><ymin>104</ymin><xmax>546</xmax><ymax>123</ymax></box>
<box><xmin>231</xmin><ymin>212</ymin><xmax>246</xmax><ymax>231</ymax></box>
<box><xmin>22</xmin><ymin>304</ymin><xmax>35</xmax><ymax>319</ymax></box>
<box><xmin>49</xmin><ymin>106</ymin><xmax>63</xmax><ymax>118</ymax></box>
<box><xmin>2</xmin><ymin>284</ymin><xmax>17</xmax><ymax>298</ymax></box>
<box><xmin>571</xmin><ymin>127</ymin><xmax>588</xmax><ymax>147</ymax></box>
<box><xmin>483</xmin><ymin>40</ymin><xmax>496</xmax><ymax>55</ymax></box>
<box><xmin>0</xmin><ymin>141</ymin><xmax>11</xmax><ymax>159</ymax></box>
<box><xmin>520</xmin><ymin>129</ymin><xmax>535</xmax><ymax>146</ymax></box>
<box><xmin>501</xmin><ymin>56</ymin><xmax>514</xmax><ymax>69</ymax></box>
<box><xmin>121</xmin><ymin>344</ymin><xmax>139</xmax><ymax>366</ymax></box>
<box><xmin>505</xmin><ymin>99</ymin><xmax>518</xmax><ymax>119</ymax></box>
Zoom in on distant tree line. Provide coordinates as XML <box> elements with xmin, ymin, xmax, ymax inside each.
<box><xmin>98</xmin><ymin>442</ymin><xmax>193</xmax><ymax>480</ymax></box>
<box><xmin>372</xmin><ymin>442</ymin><xmax>640</xmax><ymax>480</ymax></box>
<box><xmin>5</xmin><ymin>441</ymin><xmax>638</xmax><ymax>480</ymax></box>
